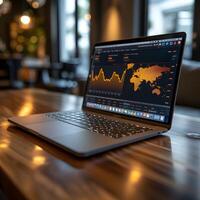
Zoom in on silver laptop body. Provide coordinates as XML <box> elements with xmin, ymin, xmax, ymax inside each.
<box><xmin>9</xmin><ymin>32</ymin><xmax>186</xmax><ymax>157</ymax></box>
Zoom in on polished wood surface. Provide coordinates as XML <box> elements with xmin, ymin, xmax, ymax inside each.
<box><xmin>0</xmin><ymin>89</ymin><xmax>200</xmax><ymax>200</ymax></box>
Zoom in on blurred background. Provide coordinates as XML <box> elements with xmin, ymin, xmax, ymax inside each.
<box><xmin>0</xmin><ymin>0</ymin><xmax>199</xmax><ymax>107</ymax></box>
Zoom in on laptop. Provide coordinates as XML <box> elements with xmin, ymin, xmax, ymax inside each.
<box><xmin>9</xmin><ymin>32</ymin><xmax>186</xmax><ymax>157</ymax></box>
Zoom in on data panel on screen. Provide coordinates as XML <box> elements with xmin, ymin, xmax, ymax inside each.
<box><xmin>84</xmin><ymin>38</ymin><xmax>183</xmax><ymax>123</ymax></box>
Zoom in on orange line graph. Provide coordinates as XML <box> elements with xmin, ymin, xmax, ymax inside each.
<box><xmin>91</xmin><ymin>68</ymin><xmax>126</xmax><ymax>83</ymax></box>
<box><xmin>90</xmin><ymin>63</ymin><xmax>134</xmax><ymax>91</ymax></box>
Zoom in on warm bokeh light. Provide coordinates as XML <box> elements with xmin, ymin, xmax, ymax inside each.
<box><xmin>103</xmin><ymin>6</ymin><xmax>121</xmax><ymax>41</ymax></box>
<box><xmin>84</xmin><ymin>13</ymin><xmax>91</xmax><ymax>21</ymax></box>
<box><xmin>129</xmin><ymin>169</ymin><xmax>141</xmax><ymax>184</ymax></box>
<box><xmin>26</xmin><ymin>0</ymin><xmax>46</xmax><ymax>9</ymax></box>
<box><xmin>32</xmin><ymin>2</ymin><xmax>39</xmax><ymax>9</ymax></box>
<box><xmin>0</xmin><ymin>139</ymin><xmax>10</xmax><ymax>149</ymax></box>
<box><xmin>32</xmin><ymin>156</ymin><xmax>46</xmax><ymax>166</ymax></box>
<box><xmin>125</xmin><ymin>167</ymin><xmax>142</xmax><ymax>196</ymax></box>
<box><xmin>0</xmin><ymin>143</ymin><xmax>8</xmax><ymax>149</ymax></box>
<box><xmin>20</xmin><ymin>15</ymin><xmax>31</xmax><ymax>25</ymax></box>
<box><xmin>18</xmin><ymin>101</ymin><xmax>33</xmax><ymax>116</ymax></box>
<box><xmin>0</xmin><ymin>121</ymin><xmax>10</xmax><ymax>128</ymax></box>
<box><xmin>0</xmin><ymin>0</ymin><xmax>3</xmax><ymax>6</ymax></box>
<box><xmin>34</xmin><ymin>145</ymin><xmax>43</xmax><ymax>151</ymax></box>
<box><xmin>30</xmin><ymin>35</ymin><xmax>38</xmax><ymax>43</ymax></box>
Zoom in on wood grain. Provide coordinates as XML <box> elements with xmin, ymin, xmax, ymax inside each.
<box><xmin>0</xmin><ymin>89</ymin><xmax>199</xmax><ymax>200</ymax></box>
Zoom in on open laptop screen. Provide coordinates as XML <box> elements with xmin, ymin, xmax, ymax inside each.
<box><xmin>83</xmin><ymin>33</ymin><xmax>185</xmax><ymax>124</ymax></box>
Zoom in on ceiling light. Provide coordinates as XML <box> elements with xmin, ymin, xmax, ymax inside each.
<box><xmin>26</xmin><ymin>0</ymin><xmax>46</xmax><ymax>9</ymax></box>
<box><xmin>20</xmin><ymin>15</ymin><xmax>31</xmax><ymax>25</ymax></box>
<box><xmin>32</xmin><ymin>2</ymin><xmax>39</xmax><ymax>9</ymax></box>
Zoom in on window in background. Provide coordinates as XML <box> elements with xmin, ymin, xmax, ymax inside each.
<box><xmin>147</xmin><ymin>0</ymin><xmax>194</xmax><ymax>59</ymax></box>
<box><xmin>59</xmin><ymin>0</ymin><xmax>90</xmax><ymax>76</ymax></box>
<box><xmin>78</xmin><ymin>0</ymin><xmax>90</xmax><ymax>75</ymax></box>
<box><xmin>59</xmin><ymin>0</ymin><xmax>76</xmax><ymax>61</ymax></box>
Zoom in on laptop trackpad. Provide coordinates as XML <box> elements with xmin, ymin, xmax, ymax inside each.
<box><xmin>27</xmin><ymin>120</ymin><xmax>87</xmax><ymax>139</ymax></box>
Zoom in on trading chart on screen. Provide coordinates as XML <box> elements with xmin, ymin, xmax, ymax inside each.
<box><xmin>84</xmin><ymin>37</ymin><xmax>183</xmax><ymax>123</ymax></box>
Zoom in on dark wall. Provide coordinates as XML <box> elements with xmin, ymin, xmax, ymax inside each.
<box><xmin>90</xmin><ymin>0</ymin><xmax>134</xmax><ymax>49</ymax></box>
<box><xmin>0</xmin><ymin>0</ymin><xmax>23</xmax><ymax>51</ymax></box>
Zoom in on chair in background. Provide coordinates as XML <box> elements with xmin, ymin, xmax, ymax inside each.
<box><xmin>0</xmin><ymin>57</ymin><xmax>24</xmax><ymax>89</ymax></box>
<box><xmin>176</xmin><ymin>60</ymin><xmax>200</xmax><ymax>108</ymax></box>
<box><xmin>45</xmin><ymin>60</ymin><xmax>86</xmax><ymax>95</ymax></box>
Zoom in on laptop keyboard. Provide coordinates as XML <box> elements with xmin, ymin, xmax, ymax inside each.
<box><xmin>47</xmin><ymin>111</ymin><xmax>153</xmax><ymax>139</ymax></box>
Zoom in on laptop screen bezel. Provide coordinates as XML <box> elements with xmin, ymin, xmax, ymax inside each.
<box><xmin>82</xmin><ymin>32</ymin><xmax>186</xmax><ymax>129</ymax></box>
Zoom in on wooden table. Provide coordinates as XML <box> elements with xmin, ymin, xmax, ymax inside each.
<box><xmin>0</xmin><ymin>89</ymin><xmax>199</xmax><ymax>200</ymax></box>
